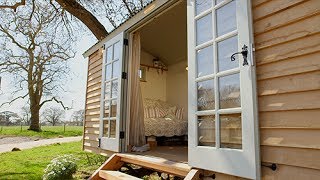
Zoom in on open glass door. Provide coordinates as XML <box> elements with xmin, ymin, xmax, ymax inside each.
<box><xmin>187</xmin><ymin>0</ymin><xmax>260</xmax><ymax>179</ymax></box>
<box><xmin>99</xmin><ymin>32</ymin><xmax>125</xmax><ymax>152</ymax></box>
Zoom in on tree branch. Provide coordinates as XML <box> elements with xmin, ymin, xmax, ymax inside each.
<box><xmin>0</xmin><ymin>0</ymin><xmax>26</xmax><ymax>12</ymax></box>
<box><xmin>0</xmin><ymin>93</ymin><xmax>28</xmax><ymax>107</ymax></box>
<box><xmin>55</xmin><ymin>0</ymin><xmax>108</xmax><ymax>40</ymax></box>
<box><xmin>40</xmin><ymin>97</ymin><xmax>70</xmax><ymax>110</ymax></box>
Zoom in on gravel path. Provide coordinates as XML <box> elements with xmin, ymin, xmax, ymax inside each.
<box><xmin>0</xmin><ymin>136</ymin><xmax>82</xmax><ymax>153</ymax></box>
<box><xmin>0</xmin><ymin>136</ymin><xmax>38</xmax><ymax>145</ymax></box>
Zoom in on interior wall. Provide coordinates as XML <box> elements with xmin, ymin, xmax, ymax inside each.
<box><xmin>140</xmin><ymin>49</ymin><xmax>167</xmax><ymax>101</ymax></box>
<box><xmin>166</xmin><ymin>60</ymin><xmax>188</xmax><ymax>120</ymax></box>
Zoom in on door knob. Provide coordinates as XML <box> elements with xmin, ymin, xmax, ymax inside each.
<box><xmin>231</xmin><ymin>45</ymin><xmax>249</xmax><ymax>66</ymax></box>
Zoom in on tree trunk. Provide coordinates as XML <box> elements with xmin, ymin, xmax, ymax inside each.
<box><xmin>29</xmin><ymin>108</ymin><xmax>40</xmax><ymax>131</ymax></box>
<box><xmin>29</xmin><ymin>96</ymin><xmax>41</xmax><ymax>131</ymax></box>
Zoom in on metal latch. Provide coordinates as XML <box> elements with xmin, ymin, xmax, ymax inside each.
<box><xmin>231</xmin><ymin>44</ymin><xmax>249</xmax><ymax>66</ymax></box>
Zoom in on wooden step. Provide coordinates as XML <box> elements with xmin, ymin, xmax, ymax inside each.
<box><xmin>117</xmin><ymin>153</ymin><xmax>192</xmax><ymax>177</ymax></box>
<box><xmin>89</xmin><ymin>153</ymin><xmax>200</xmax><ymax>180</ymax></box>
<box><xmin>99</xmin><ymin>170</ymin><xmax>141</xmax><ymax>180</ymax></box>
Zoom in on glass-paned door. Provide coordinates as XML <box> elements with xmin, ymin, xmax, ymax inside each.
<box><xmin>99</xmin><ymin>32</ymin><xmax>124</xmax><ymax>152</ymax></box>
<box><xmin>187</xmin><ymin>0</ymin><xmax>260</xmax><ymax>179</ymax></box>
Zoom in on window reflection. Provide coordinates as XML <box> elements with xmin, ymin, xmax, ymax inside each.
<box><xmin>197</xmin><ymin>45</ymin><xmax>214</xmax><ymax>77</ymax></box>
<box><xmin>220</xmin><ymin>113</ymin><xmax>242</xmax><ymax>149</ymax></box>
<box><xmin>196</xmin><ymin>13</ymin><xmax>213</xmax><ymax>45</ymax></box>
<box><xmin>198</xmin><ymin>115</ymin><xmax>216</xmax><ymax>146</ymax></box>
<box><xmin>219</xmin><ymin>74</ymin><xmax>241</xmax><ymax>109</ymax></box>
<box><xmin>197</xmin><ymin>80</ymin><xmax>215</xmax><ymax>111</ymax></box>
<box><xmin>216</xmin><ymin>1</ymin><xmax>236</xmax><ymax>37</ymax></box>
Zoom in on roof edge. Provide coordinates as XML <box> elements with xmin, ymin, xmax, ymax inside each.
<box><xmin>83</xmin><ymin>0</ymin><xmax>172</xmax><ymax>58</ymax></box>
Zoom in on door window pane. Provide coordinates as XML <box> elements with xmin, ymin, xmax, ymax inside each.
<box><xmin>113</xmin><ymin>41</ymin><xmax>121</xmax><ymax>60</ymax></box>
<box><xmin>110</xmin><ymin>100</ymin><xmax>117</xmax><ymax>117</ymax></box>
<box><xmin>195</xmin><ymin>0</ymin><xmax>212</xmax><ymax>16</ymax></box>
<box><xmin>103</xmin><ymin>100</ymin><xmax>110</xmax><ymax>118</ymax></box>
<box><xmin>197</xmin><ymin>45</ymin><xmax>214</xmax><ymax>77</ymax></box>
<box><xmin>105</xmin><ymin>82</ymin><xmax>111</xmax><ymax>99</ymax></box>
<box><xmin>196</xmin><ymin>13</ymin><xmax>213</xmax><ymax>45</ymax></box>
<box><xmin>217</xmin><ymin>36</ymin><xmax>238</xmax><ymax>72</ymax></box>
<box><xmin>198</xmin><ymin>115</ymin><xmax>215</xmax><ymax>146</ymax></box>
<box><xmin>219</xmin><ymin>73</ymin><xmax>240</xmax><ymax>109</ymax></box>
<box><xmin>197</xmin><ymin>79</ymin><xmax>215</xmax><ymax>111</ymax></box>
<box><xmin>110</xmin><ymin>120</ymin><xmax>116</xmax><ymax>138</ymax></box>
<box><xmin>111</xmin><ymin>81</ymin><xmax>118</xmax><ymax>98</ymax></box>
<box><xmin>220</xmin><ymin>113</ymin><xmax>242</xmax><ymax>149</ymax></box>
<box><xmin>106</xmin><ymin>46</ymin><xmax>113</xmax><ymax>63</ymax></box>
<box><xmin>105</xmin><ymin>64</ymin><xmax>112</xmax><ymax>80</ymax></box>
<box><xmin>103</xmin><ymin>120</ymin><xmax>109</xmax><ymax>137</ymax></box>
<box><xmin>216</xmin><ymin>0</ymin><xmax>236</xmax><ymax>37</ymax></box>
<box><xmin>112</xmin><ymin>60</ymin><xmax>120</xmax><ymax>78</ymax></box>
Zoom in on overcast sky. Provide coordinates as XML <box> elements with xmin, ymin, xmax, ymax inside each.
<box><xmin>0</xmin><ymin>34</ymin><xmax>97</xmax><ymax>120</ymax></box>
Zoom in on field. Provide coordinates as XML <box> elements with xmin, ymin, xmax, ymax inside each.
<box><xmin>0</xmin><ymin>126</ymin><xmax>83</xmax><ymax>139</ymax></box>
<box><xmin>0</xmin><ymin>141</ymin><xmax>106</xmax><ymax>180</ymax></box>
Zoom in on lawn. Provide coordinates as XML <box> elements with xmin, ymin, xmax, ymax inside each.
<box><xmin>0</xmin><ymin>141</ymin><xmax>107</xmax><ymax>180</ymax></box>
<box><xmin>0</xmin><ymin>126</ymin><xmax>83</xmax><ymax>139</ymax></box>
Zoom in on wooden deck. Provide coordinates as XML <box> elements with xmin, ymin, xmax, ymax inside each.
<box><xmin>131</xmin><ymin>145</ymin><xmax>188</xmax><ymax>163</ymax></box>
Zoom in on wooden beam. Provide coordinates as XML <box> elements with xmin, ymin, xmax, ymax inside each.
<box><xmin>89</xmin><ymin>154</ymin><xmax>124</xmax><ymax>180</ymax></box>
<box><xmin>117</xmin><ymin>153</ymin><xmax>191</xmax><ymax>177</ymax></box>
<box><xmin>99</xmin><ymin>170</ymin><xmax>141</xmax><ymax>180</ymax></box>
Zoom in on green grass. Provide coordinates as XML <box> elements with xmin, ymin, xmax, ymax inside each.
<box><xmin>0</xmin><ymin>126</ymin><xmax>83</xmax><ymax>138</ymax></box>
<box><xmin>0</xmin><ymin>141</ymin><xmax>107</xmax><ymax>180</ymax></box>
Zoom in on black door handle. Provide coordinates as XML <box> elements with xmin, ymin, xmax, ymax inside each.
<box><xmin>231</xmin><ymin>45</ymin><xmax>249</xmax><ymax>66</ymax></box>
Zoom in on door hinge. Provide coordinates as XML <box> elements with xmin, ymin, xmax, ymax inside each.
<box><xmin>102</xmin><ymin>44</ymin><xmax>106</xmax><ymax>50</ymax></box>
<box><xmin>120</xmin><ymin>131</ymin><xmax>125</xmax><ymax>139</ymax></box>
<box><xmin>124</xmin><ymin>39</ymin><xmax>129</xmax><ymax>46</ymax></box>
<box><xmin>98</xmin><ymin>138</ymin><xmax>101</xmax><ymax>148</ymax></box>
<box><xmin>122</xmin><ymin>72</ymin><xmax>127</xmax><ymax>79</ymax></box>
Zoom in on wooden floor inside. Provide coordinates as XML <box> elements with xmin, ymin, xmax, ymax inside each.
<box><xmin>132</xmin><ymin>146</ymin><xmax>188</xmax><ymax>163</ymax></box>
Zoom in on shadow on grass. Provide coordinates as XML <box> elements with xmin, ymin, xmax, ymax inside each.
<box><xmin>0</xmin><ymin>172</ymin><xmax>35</xmax><ymax>178</ymax></box>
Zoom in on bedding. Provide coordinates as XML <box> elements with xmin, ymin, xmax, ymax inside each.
<box><xmin>144</xmin><ymin>117</ymin><xmax>188</xmax><ymax>137</ymax></box>
<box><xmin>143</xmin><ymin>98</ymin><xmax>188</xmax><ymax>137</ymax></box>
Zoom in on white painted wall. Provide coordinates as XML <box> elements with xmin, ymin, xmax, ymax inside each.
<box><xmin>140</xmin><ymin>50</ymin><xmax>188</xmax><ymax>119</ymax></box>
<box><xmin>166</xmin><ymin>60</ymin><xmax>188</xmax><ymax>120</ymax></box>
<box><xmin>140</xmin><ymin>50</ymin><xmax>167</xmax><ymax>101</ymax></box>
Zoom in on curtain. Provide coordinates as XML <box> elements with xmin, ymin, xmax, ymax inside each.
<box><xmin>129</xmin><ymin>31</ymin><xmax>146</xmax><ymax>147</ymax></box>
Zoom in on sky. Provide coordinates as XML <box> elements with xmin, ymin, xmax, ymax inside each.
<box><xmin>0</xmin><ymin>34</ymin><xmax>97</xmax><ymax>121</ymax></box>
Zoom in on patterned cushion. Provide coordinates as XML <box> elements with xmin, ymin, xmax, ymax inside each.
<box><xmin>144</xmin><ymin>98</ymin><xmax>183</xmax><ymax>120</ymax></box>
<box><xmin>155</xmin><ymin>107</ymin><xmax>167</xmax><ymax>118</ymax></box>
<box><xmin>175</xmin><ymin>107</ymin><xmax>184</xmax><ymax>120</ymax></box>
<box><xmin>144</xmin><ymin>107</ymin><xmax>156</xmax><ymax>118</ymax></box>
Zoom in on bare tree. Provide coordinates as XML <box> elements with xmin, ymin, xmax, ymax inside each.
<box><xmin>0</xmin><ymin>111</ymin><xmax>20</xmax><ymax>126</ymax></box>
<box><xmin>0</xmin><ymin>0</ymin><xmax>152</xmax><ymax>40</ymax></box>
<box><xmin>42</xmin><ymin>107</ymin><xmax>65</xmax><ymax>126</ymax></box>
<box><xmin>21</xmin><ymin>105</ymin><xmax>31</xmax><ymax>125</ymax></box>
<box><xmin>71</xmin><ymin>109</ymin><xmax>84</xmax><ymax>126</ymax></box>
<box><xmin>0</xmin><ymin>2</ymin><xmax>75</xmax><ymax>131</ymax></box>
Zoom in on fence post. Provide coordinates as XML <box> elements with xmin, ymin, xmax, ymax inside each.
<box><xmin>64</xmin><ymin>123</ymin><xmax>66</xmax><ymax>133</ymax></box>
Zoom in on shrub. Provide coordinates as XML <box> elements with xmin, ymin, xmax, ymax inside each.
<box><xmin>43</xmin><ymin>154</ymin><xmax>77</xmax><ymax>180</ymax></box>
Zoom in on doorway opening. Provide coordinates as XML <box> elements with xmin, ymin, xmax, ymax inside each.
<box><xmin>128</xmin><ymin>1</ymin><xmax>188</xmax><ymax>163</ymax></box>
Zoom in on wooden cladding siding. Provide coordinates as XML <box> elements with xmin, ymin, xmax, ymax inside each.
<box><xmin>254</xmin><ymin>0</ymin><xmax>320</xmax><ymax>179</ymax></box>
<box><xmin>83</xmin><ymin>49</ymin><xmax>114</xmax><ymax>156</ymax></box>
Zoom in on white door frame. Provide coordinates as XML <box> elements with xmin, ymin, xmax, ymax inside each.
<box><xmin>99</xmin><ymin>32</ymin><xmax>125</xmax><ymax>152</ymax></box>
<box><xmin>187</xmin><ymin>0</ymin><xmax>260</xmax><ymax>179</ymax></box>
